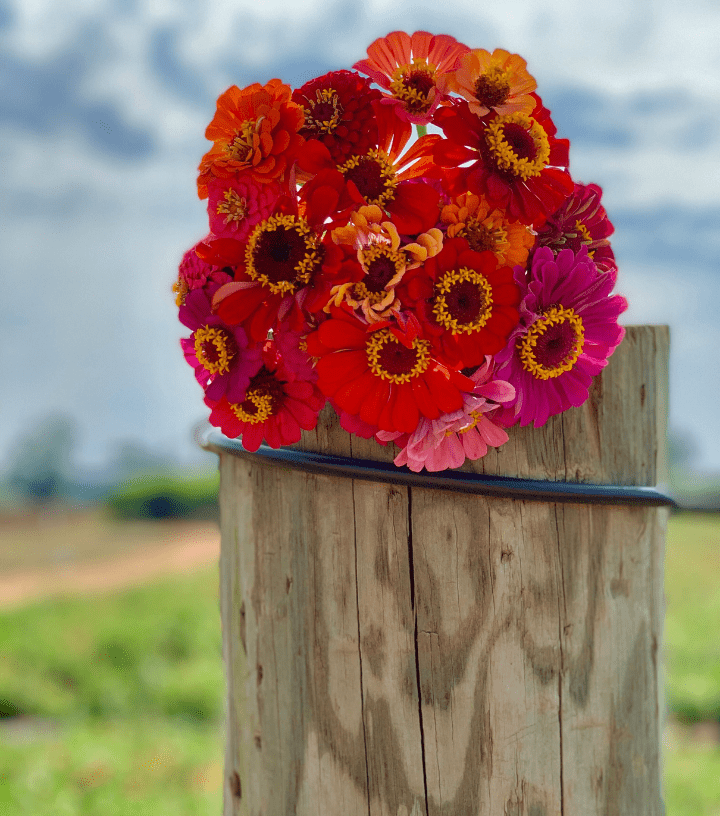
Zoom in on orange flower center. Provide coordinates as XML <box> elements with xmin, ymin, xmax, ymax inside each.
<box><xmin>390</xmin><ymin>60</ymin><xmax>437</xmax><ymax>113</ymax></box>
<box><xmin>216</xmin><ymin>189</ymin><xmax>248</xmax><ymax>225</ymax></box>
<box><xmin>231</xmin><ymin>369</ymin><xmax>285</xmax><ymax>423</ymax></box>
<box><xmin>473</xmin><ymin>67</ymin><xmax>511</xmax><ymax>109</ymax></box>
<box><xmin>193</xmin><ymin>326</ymin><xmax>238</xmax><ymax>375</ymax></box>
<box><xmin>366</xmin><ymin>330</ymin><xmax>431</xmax><ymax>383</ymax></box>
<box><xmin>461</xmin><ymin>218</ymin><xmax>508</xmax><ymax>254</ymax></box>
<box><xmin>433</xmin><ymin>267</ymin><xmax>494</xmax><ymax>334</ymax></box>
<box><xmin>173</xmin><ymin>276</ymin><xmax>189</xmax><ymax>307</ymax></box>
<box><xmin>519</xmin><ymin>306</ymin><xmax>585</xmax><ymax>380</ymax></box>
<box><xmin>339</xmin><ymin>150</ymin><xmax>398</xmax><ymax>208</ymax></box>
<box><xmin>302</xmin><ymin>88</ymin><xmax>343</xmax><ymax>136</ymax></box>
<box><xmin>246</xmin><ymin>214</ymin><xmax>321</xmax><ymax>295</ymax></box>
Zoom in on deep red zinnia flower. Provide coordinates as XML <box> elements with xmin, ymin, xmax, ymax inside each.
<box><xmin>297</xmin><ymin>119</ymin><xmax>441</xmax><ymax>236</ymax></box>
<box><xmin>206</xmin><ymin>340</ymin><xmax>325</xmax><ymax>450</ymax></box>
<box><xmin>292</xmin><ymin>70</ymin><xmax>382</xmax><ymax>166</ymax></box>
<box><xmin>399</xmin><ymin>238</ymin><xmax>521</xmax><ymax>368</ymax></box>
<box><xmin>431</xmin><ymin>95</ymin><xmax>573</xmax><ymax>227</ymax></box>
<box><xmin>306</xmin><ymin>309</ymin><xmax>475</xmax><ymax>434</ymax></box>
<box><xmin>533</xmin><ymin>182</ymin><xmax>616</xmax><ymax>272</ymax></box>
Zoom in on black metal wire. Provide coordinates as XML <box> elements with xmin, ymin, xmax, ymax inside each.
<box><xmin>200</xmin><ymin>430</ymin><xmax>675</xmax><ymax>508</ymax></box>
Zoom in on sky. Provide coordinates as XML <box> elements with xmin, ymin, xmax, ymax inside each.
<box><xmin>1</xmin><ymin>0</ymin><xmax>719</xmax><ymax>473</ymax></box>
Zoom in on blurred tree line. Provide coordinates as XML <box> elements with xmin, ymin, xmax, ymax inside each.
<box><xmin>1</xmin><ymin>414</ymin><xmax>218</xmax><ymax>519</ymax></box>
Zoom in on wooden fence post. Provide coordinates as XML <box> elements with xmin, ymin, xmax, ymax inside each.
<box><xmin>212</xmin><ymin>324</ymin><xmax>669</xmax><ymax>816</ymax></box>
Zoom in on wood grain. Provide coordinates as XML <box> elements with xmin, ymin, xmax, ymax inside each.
<box><xmin>218</xmin><ymin>325</ymin><xmax>668</xmax><ymax>815</ymax></box>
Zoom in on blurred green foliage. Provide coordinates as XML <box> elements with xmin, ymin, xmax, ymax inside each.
<box><xmin>107</xmin><ymin>472</ymin><xmax>219</xmax><ymax>521</ymax></box>
<box><xmin>0</xmin><ymin>568</ymin><xmax>223</xmax><ymax>722</ymax></box>
<box><xmin>665</xmin><ymin>513</ymin><xmax>720</xmax><ymax>722</ymax></box>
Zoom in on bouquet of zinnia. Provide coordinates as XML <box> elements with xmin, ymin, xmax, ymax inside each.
<box><xmin>175</xmin><ymin>30</ymin><xmax>627</xmax><ymax>473</ymax></box>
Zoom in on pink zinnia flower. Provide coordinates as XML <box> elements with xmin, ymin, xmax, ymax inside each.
<box><xmin>533</xmin><ymin>182</ymin><xmax>616</xmax><ymax>272</ymax></box>
<box><xmin>495</xmin><ymin>246</ymin><xmax>627</xmax><ymax>428</ymax></box>
<box><xmin>206</xmin><ymin>341</ymin><xmax>325</xmax><ymax>450</ymax></box>
<box><xmin>207</xmin><ymin>176</ymin><xmax>281</xmax><ymax>242</ymax></box>
<box><xmin>179</xmin><ymin>288</ymin><xmax>262</xmax><ymax>403</ymax></box>
<box><xmin>173</xmin><ymin>243</ymin><xmax>232</xmax><ymax>306</ymax></box>
<box><xmin>377</xmin><ymin>358</ymin><xmax>516</xmax><ymax>472</ymax></box>
<box><xmin>353</xmin><ymin>30</ymin><xmax>469</xmax><ymax>125</ymax></box>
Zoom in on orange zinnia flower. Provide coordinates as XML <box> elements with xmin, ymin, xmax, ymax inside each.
<box><xmin>197</xmin><ymin>79</ymin><xmax>305</xmax><ymax>198</ymax></box>
<box><xmin>440</xmin><ymin>193</ymin><xmax>535</xmax><ymax>268</ymax></box>
<box><xmin>353</xmin><ymin>30</ymin><xmax>469</xmax><ymax>126</ymax></box>
<box><xmin>440</xmin><ymin>48</ymin><xmax>537</xmax><ymax>118</ymax></box>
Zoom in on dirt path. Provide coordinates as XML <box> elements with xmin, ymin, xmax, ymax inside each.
<box><xmin>0</xmin><ymin>509</ymin><xmax>220</xmax><ymax>609</ymax></box>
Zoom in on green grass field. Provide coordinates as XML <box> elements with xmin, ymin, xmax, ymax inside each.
<box><xmin>0</xmin><ymin>511</ymin><xmax>719</xmax><ymax>813</ymax></box>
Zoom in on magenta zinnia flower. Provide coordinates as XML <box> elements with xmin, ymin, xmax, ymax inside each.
<box><xmin>533</xmin><ymin>182</ymin><xmax>616</xmax><ymax>272</ymax></box>
<box><xmin>495</xmin><ymin>246</ymin><xmax>627</xmax><ymax>428</ymax></box>
<box><xmin>179</xmin><ymin>287</ymin><xmax>263</xmax><ymax>403</ymax></box>
<box><xmin>377</xmin><ymin>358</ymin><xmax>516</xmax><ymax>472</ymax></box>
<box><xmin>173</xmin><ymin>243</ymin><xmax>232</xmax><ymax>306</ymax></box>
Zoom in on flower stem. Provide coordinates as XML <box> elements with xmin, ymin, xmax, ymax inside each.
<box><xmin>416</xmin><ymin>124</ymin><xmax>427</xmax><ymax>138</ymax></box>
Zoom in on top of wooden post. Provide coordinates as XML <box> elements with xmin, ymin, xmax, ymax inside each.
<box><xmin>294</xmin><ymin>325</ymin><xmax>669</xmax><ymax>488</ymax></box>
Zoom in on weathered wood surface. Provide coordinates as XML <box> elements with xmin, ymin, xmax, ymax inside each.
<box><xmin>217</xmin><ymin>324</ymin><xmax>669</xmax><ymax>816</ymax></box>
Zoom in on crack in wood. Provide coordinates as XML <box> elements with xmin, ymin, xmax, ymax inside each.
<box><xmin>555</xmin><ymin>504</ymin><xmax>566</xmax><ymax>816</ymax></box>
<box><xmin>352</xmin><ymin>479</ymin><xmax>372</xmax><ymax>816</ymax></box>
<box><xmin>407</xmin><ymin>486</ymin><xmax>430</xmax><ymax>816</ymax></box>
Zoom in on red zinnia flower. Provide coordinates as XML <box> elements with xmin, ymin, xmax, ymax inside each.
<box><xmin>399</xmin><ymin>238</ymin><xmax>521</xmax><ymax>368</ymax></box>
<box><xmin>197</xmin><ymin>79</ymin><xmax>304</xmax><ymax>198</ymax></box>
<box><xmin>207</xmin><ymin>341</ymin><xmax>325</xmax><ymax>450</ymax></box>
<box><xmin>432</xmin><ymin>95</ymin><xmax>573</xmax><ymax>227</ymax></box>
<box><xmin>306</xmin><ymin>309</ymin><xmax>475</xmax><ymax>434</ymax></box>
<box><xmin>292</xmin><ymin>70</ymin><xmax>382</xmax><ymax>166</ymax></box>
<box><xmin>354</xmin><ymin>30</ymin><xmax>469</xmax><ymax>126</ymax></box>
<box><xmin>206</xmin><ymin>212</ymin><xmax>360</xmax><ymax>342</ymax></box>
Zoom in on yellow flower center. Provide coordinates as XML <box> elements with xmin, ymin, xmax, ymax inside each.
<box><xmin>445</xmin><ymin>409</ymin><xmax>483</xmax><ymax>436</ymax></box>
<box><xmin>574</xmin><ymin>220</ymin><xmax>596</xmax><ymax>257</ymax></box>
<box><xmin>355</xmin><ymin>244</ymin><xmax>406</xmax><ymax>304</ymax></box>
<box><xmin>485</xmin><ymin>113</ymin><xmax>550</xmax><ymax>180</ymax></box>
<box><xmin>302</xmin><ymin>88</ymin><xmax>343</xmax><ymax>135</ymax></box>
<box><xmin>519</xmin><ymin>306</ymin><xmax>585</xmax><ymax>380</ymax></box>
<box><xmin>225</xmin><ymin>119</ymin><xmax>257</xmax><ymax>162</ymax></box>
<box><xmin>474</xmin><ymin>66</ymin><xmax>511</xmax><ymax>109</ymax></box>
<box><xmin>245</xmin><ymin>214</ymin><xmax>320</xmax><ymax>295</ymax></box>
<box><xmin>460</xmin><ymin>410</ymin><xmax>483</xmax><ymax>434</ymax></box>
<box><xmin>193</xmin><ymin>326</ymin><xmax>237</xmax><ymax>375</ymax></box>
<box><xmin>389</xmin><ymin>59</ymin><xmax>437</xmax><ymax>113</ymax></box>
<box><xmin>366</xmin><ymin>330</ymin><xmax>431</xmax><ymax>383</ymax></box>
<box><xmin>433</xmin><ymin>267</ymin><xmax>494</xmax><ymax>334</ymax></box>
<box><xmin>216</xmin><ymin>189</ymin><xmax>248</xmax><ymax>225</ymax></box>
<box><xmin>231</xmin><ymin>388</ymin><xmax>275</xmax><ymax>424</ymax></box>
<box><xmin>338</xmin><ymin>149</ymin><xmax>398</xmax><ymax>208</ymax></box>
